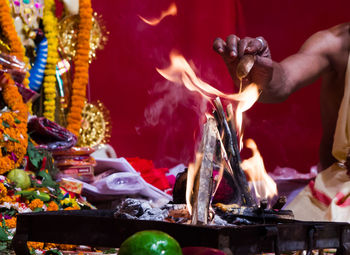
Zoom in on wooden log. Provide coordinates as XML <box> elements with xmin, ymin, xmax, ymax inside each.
<box><xmin>213</xmin><ymin>98</ymin><xmax>256</xmax><ymax>207</ymax></box>
<box><xmin>272</xmin><ymin>196</ymin><xmax>287</xmax><ymax>210</ymax></box>
<box><xmin>191</xmin><ymin>117</ymin><xmax>218</xmax><ymax>225</ymax></box>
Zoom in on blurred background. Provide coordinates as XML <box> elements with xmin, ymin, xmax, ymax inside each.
<box><xmin>89</xmin><ymin>0</ymin><xmax>350</xmax><ymax>173</ymax></box>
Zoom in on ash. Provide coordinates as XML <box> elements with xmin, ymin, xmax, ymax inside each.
<box><xmin>113</xmin><ymin>198</ymin><xmax>232</xmax><ymax>226</ymax></box>
<box><xmin>114</xmin><ymin>198</ymin><xmax>169</xmax><ymax>221</ymax></box>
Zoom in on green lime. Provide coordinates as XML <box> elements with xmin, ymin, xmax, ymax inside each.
<box><xmin>119</xmin><ymin>230</ymin><xmax>182</xmax><ymax>255</ymax></box>
<box><xmin>7</xmin><ymin>169</ymin><xmax>31</xmax><ymax>189</ymax></box>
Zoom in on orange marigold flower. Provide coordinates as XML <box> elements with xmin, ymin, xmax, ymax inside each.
<box><xmin>4</xmin><ymin>217</ymin><xmax>16</xmax><ymax>228</ymax></box>
<box><xmin>47</xmin><ymin>201</ymin><xmax>59</xmax><ymax>211</ymax></box>
<box><xmin>58</xmin><ymin>244</ymin><xmax>77</xmax><ymax>250</ymax></box>
<box><xmin>0</xmin><ymin>183</ymin><xmax>7</xmax><ymax>197</ymax></box>
<box><xmin>29</xmin><ymin>199</ymin><xmax>44</xmax><ymax>210</ymax></box>
<box><xmin>64</xmin><ymin>206</ymin><xmax>79</xmax><ymax>211</ymax></box>
<box><xmin>44</xmin><ymin>243</ymin><xmax>58</xmax><ymax>249</ymax></box>
<box><xmin>66</xmin><ymin>0</ymin><xmax>92</xmax><ymax>136</ymax></box>
<box><xmin>27</xmin><ymin>241</ymin><xmax>44</xmax><ymax>250</ymax></box>
<box><xmin>0</xmin><ymin>196</ymin><xmax>12</xmax><ymax>203</ymax></box>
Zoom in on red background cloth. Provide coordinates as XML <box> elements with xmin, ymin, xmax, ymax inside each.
<box><xmin>89</xmin><ymin>0</ymin><xmax>350</xmax><ymax>173</ymax></box>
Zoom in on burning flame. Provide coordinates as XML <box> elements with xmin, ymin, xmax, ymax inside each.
<box><xmin>139</xmin><ymin>3</ymin><xmax>177</xmax><ymax>26</ymax></box>
<box><xmin>156</xmin><ymin>50</ymin><xmax>272</xmax><ymax>212</ymax></box>
<box><xmin>157</xmin><ymin>51</ymin><xmax>260</xmax><ymax>149</ymax></box>
<box><xmin>241</xmin><ymin>139</ymin><xmax>277</xmax><ymax>200</ymax></box>
<box><xmin>157</xmin><ymin>51</ymin><xmax>260</xmax><ymax>103</ymax></box>
<box><xmin>186</xmin><ymin>153</ymin><xmax>203</xmax><ymax>215</ymax></box>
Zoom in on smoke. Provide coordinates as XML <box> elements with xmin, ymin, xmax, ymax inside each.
<box><xmin>136</xmin><ymin>80</ymin><xmax>209</xmax><ymax>167</ymax></box>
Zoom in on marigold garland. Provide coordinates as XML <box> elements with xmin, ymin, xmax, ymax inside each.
<box><xmin>42</xmin><ymin>0</ymin><xmax>59</xmax><ymax>121</ymax></box>
<box><xmin>0</xmin><ymin>0</ymin><xmax>32</xmax><ymax>112</ymax></box>
<box><xmin>66</xmin><ymin>0</ymin><xmax>93</xmax><ymax>136</ymax></box>
<box><xmin>0</xmin><ymin>74</ymin><xmax>28</xmax><ymax>174</ymax></box>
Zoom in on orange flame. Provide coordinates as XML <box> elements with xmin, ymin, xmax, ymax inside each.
<box><xmin>139</xmin><ymin>3</ymin><xmax>177</xmax><ymax>26</ymax></box>
<box><xmin>157</xmin><ymin>51</ymin><xmax>269</xmax><ymax>209</ymax></box>
<box><xmin>241</xmin><ymin>139</ymin><xmax>277</xmax><ymax>200</ymax></box>
<box><xmin>186</xmin><ymin>153</ymin><xmax>203</xmax><ymax>215</ymax></box>
<box><xmin>157</xmin><ymin>51</ymin><xmax>260</xmax><ymax>149</ymax></box>
<box><xmin>157</xmin><ymin>51</ymin><xmax>260</xmax><ymax>103</ymax></box>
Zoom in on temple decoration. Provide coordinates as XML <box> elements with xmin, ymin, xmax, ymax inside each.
<box><xmin>66</xmin><ymin>0</ymin><xmax>93</xmax><ymax>136</ymax></box>
<box><xmin>58</xmin><ymin>12</ymin><xmax>108</xmax><ymax>63</ymax></box>
<box><xmin>0</xmin><ymin>74</ymin><xmax>28</xmax><ymax>174</ymax></box>
<box><xmin>42</xmin><ymin>0</ymin><xmax>58</xmax><ymax>121</ymax></box>
<box><xmin>77</xmin><ymin>101</ymin><xmax>111</xmax><ymax>148</ymax></box>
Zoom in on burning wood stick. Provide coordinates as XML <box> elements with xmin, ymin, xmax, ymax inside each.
<box><xmin>272</xmin><ymin>196</ymin><xmax>287</xmax><ymax>210</ymax></box>
<box><xmin>213</xmin><ymin>97</ymin><xmax>256</xmax><ymax>207</ymax></box>
<box><xmin>191</xmin><ymin>117</ymin><xmax>218</xmax><ymax>225</ymax></box>
<box><xmin>226</xmin><ymin>104</ymin><xmax>241</xmax><ymax>159</ymax></box>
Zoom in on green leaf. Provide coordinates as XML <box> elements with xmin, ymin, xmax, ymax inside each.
<box><xmin>27</xmin><ymin>140</ymin><xmax>44</xmax><ymax>169</ymax></box>
<box><xmin>1</xmin><ymin>121</ymin><xmax>9</xmax><ymax>128</ymax></box>
<box><xmin>3</xmin><ymin>134</ymin><xmax>19</xmax><ymax>143</ymax></box>
<box><xmin>14</xmin><ymin>118</ymin><xmax>21</xmax><ymax>124</ymax></box>
<box><xmin>103</xmin><ymin>248</ymin><xmax>118</xmax><ymax>254</ymax></box>
<box><xmin>33</xmin><ymin>207</ymin><xmax>43</xmax><ymax>212</ymax></box>
<box><xmin>0</xmin><ymin>227</ymin><xmax>9</xmax><ymax>241</ymax></box>
<box><xmin>37</xmin><ymin>170</ymin><xmax>58</xmax><ymax>190</ymax></box>
<box><xmin>0</xmin><ymin>244</ymin><xmax>8</xmax><ymax>251</ymax></box>
<box><xmin>45</xmin><ymin>249</ymin><xmax>63</xmax><ymax>255</ymax></box>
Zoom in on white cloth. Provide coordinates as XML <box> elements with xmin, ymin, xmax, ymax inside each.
<box><xmin>286</xmin><ymin>54</ymin><xmax>350</xmax><ymax>222</ymax></box>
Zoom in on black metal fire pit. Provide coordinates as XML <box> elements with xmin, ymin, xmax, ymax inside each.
<box><xmin>12</xmin><ymin>210</ymin><xmax>350</xmax><ymax>255</ymax></box>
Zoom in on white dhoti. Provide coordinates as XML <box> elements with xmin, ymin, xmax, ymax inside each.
<box><xmin>286</xmin><ymin>54</ymin><xmax>350</xmax><ymax>222</ymax></box>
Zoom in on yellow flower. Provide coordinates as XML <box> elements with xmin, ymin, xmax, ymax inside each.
<box><xmin>42</xmin><ymin>0</ymin><xmax>59</xmax><ymax>121</ymax></box>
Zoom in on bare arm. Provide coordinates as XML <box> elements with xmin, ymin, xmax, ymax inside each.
<box><xmin>213</xmin><ymin>23</ymin><xmax>350</xmax><ymax>103</ymax></box>
<box><xmin>262</xmin><ymin>31</ymin><xmax>332</xmax><ymax>102</ymax></box>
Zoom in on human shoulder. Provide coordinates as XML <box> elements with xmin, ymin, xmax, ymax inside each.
<box><xmin>299</xmin><ymin>23</ymin><xmax>349</xmax><ymax>54</ymax></box>
<box><xmin>297</xmin><ymin>23</ymin><xmax>349</xmax><ymax>72</ymax></box>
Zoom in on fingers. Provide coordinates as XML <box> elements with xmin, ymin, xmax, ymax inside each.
<box><xmin>213</xmin><ymin>35</ymin><xmax>240</xmax><ymax>57</ymax></box>
<box><xmin>256</xmin><ymin>36</ymin><xmax>271</xmax><ymax>58</ymax></box>
<box><xmin>213</xmin><ymin>37</ymin><xmax>226</xmax><ymax>54</ymax></box>
<box><xmin>238</xmin><ymin>37</ymin><xmax>269</xmax><ymax>57</ymax></box>
<box><xmin>226</xmin><ymin>34</ymin><xmax>239</xmax><ymax>57</ymax></box>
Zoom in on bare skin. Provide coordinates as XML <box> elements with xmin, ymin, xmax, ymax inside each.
<box><xmin>213</xmin><ymin>23</ymin><xmax>350</xmax><ymax>170</ymax></box>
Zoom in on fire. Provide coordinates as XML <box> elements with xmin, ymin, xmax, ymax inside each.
<box><xmin>157</xmin><ymin>50</ymin><xmax>275</xmax><ymax>211</ymax></box>
<box><xmin>157</xmin><ymin>51</ymin><xmax>260</xmax><ymax>103</ymax></box>
<box><xmin>157</xmin><ymin>51</ymin><xmax>260</xmax><ymax>149</ymax></box>
<box><xmin>186</xmin><ymin>153</ymin><xmax>203</xmax><ymax>215</ymax></box>
<box><xmin>139</xmin><ymin>3</ymin><xmax>177</xmax><ymax>26</ymax></box>
<box><xmin>241</xmin><ymin>139</ymin><xmax>277</xmax><ymax>200</ymax></box>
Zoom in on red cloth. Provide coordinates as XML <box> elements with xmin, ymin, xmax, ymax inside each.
<box><xmin>90</xmin><ymin>0</ymin><xmax>350</xmax><ymax>173</ymax></box>
<box><xmin>90</xmin><ymin>0</ymin><xmax>244</xmax><ymax>169</ymax></box>
<box><xmin>126</xmin><ymin>157</ymin><xmax>170</xmax><ymax>192</ymax></box>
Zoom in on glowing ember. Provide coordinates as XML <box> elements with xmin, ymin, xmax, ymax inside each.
<box><xmin>139</xmin><ymin>2</ymin><xmax>177</xmax><ymax>26</ymax></box>
<box><xmin>241</xmin><ymin>139</ymin><xmax>277</xmax><ymax>200</ymax></box>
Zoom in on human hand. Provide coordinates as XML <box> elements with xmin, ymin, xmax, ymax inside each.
<box><xmin>213</xmin><ymin>35</ymin><xmax>273</xmax><ymax>90</ymax></box>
